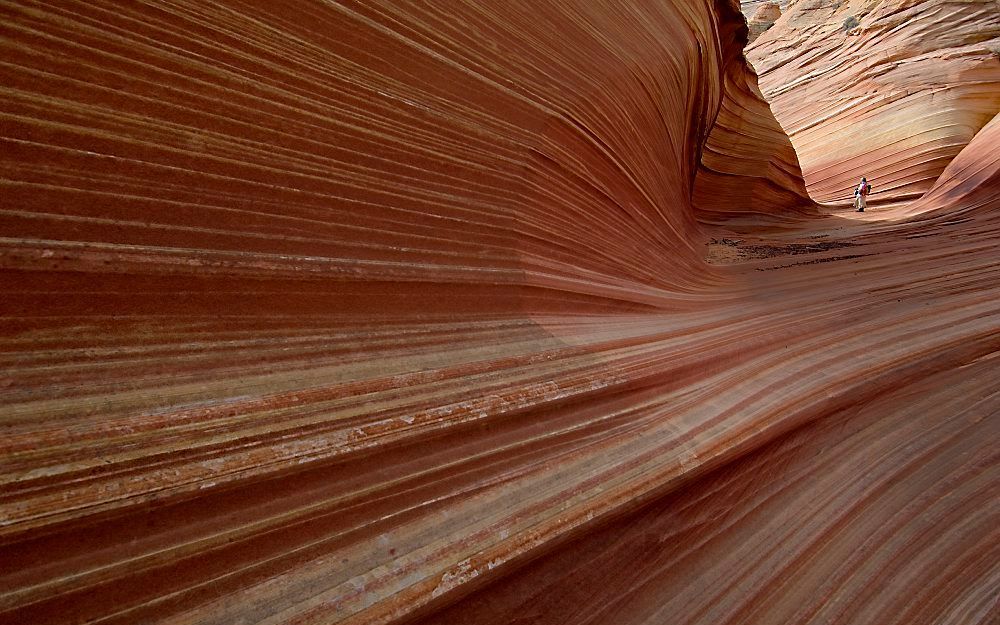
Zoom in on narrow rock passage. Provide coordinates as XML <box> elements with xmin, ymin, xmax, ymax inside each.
<box><xmin>0</xmin><ymin>1</ymin><xmax>997</xmax><ymax>624</ymax></box>
<box><xmin>747</xmin><ymin>0</ymin><xmax>1000</xmax><ymax>206</ymax></box>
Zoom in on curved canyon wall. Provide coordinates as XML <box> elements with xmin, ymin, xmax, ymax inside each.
<box><xmin>907</xmin><ymin>111</ymin><xmax>1000</xmax><ymax>217</ymax></box>
<box><xmin>748</xmin><ymin>0</ymin><xmax>1000</xmax><ymax>205</ymax></box>
<box><xmin>1</xmin><ymin>1</ymin><xmax>999</xmax><ymax>625</ymax></box>
<box><xmin>693</xmin><ymin>1</ymin><xmax>814</xmax><ymax>221</ymax></box>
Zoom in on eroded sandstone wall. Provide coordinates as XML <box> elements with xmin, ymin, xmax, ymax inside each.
<box><xmin>0</xmin><ymin>1</ymin><xmax>810</xmax><ymax>623</ymax></box>
<box><xmin>901</xmin><ymin>111</ymin><xmax>1000</xmax><ymax>218</ymax></box>
<box><xmin>747</xmin><ymin>2</ymin><xmax>782</xmax><ymax>43</ymax></box>
<box><xmin>1</xmin><ymin>2</ymin><xmax>998</xmax><ymax>625</ymax></box>
<box><xmin>748</xmin><ymin>0</ymin><xmax>1000</xmax><ymax>205</ymax></box>
<box><xmin>693</xmin><ymin>1</ymin><xmax>814</xmax><ymax>220</ymax></box>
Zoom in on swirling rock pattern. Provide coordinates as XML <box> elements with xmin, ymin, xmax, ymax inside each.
<box><xmin>0</xmin><ymin>1</ymin><xmax>998</xmax><ymax>625</ymax></box>
<box><xmin>692</xmin><ymin>20</ymin><xmax>813</xmax><ymax>220</ymax></box>
<box><xmin>748</xmin><ymin>0</ymin><xmax>1000</xmax><ymax>205</ymax></box>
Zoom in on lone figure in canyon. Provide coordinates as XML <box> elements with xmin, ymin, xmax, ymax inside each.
<box><xmin>855</xmin><ymin>177</ymin><xmax>872</xmax><ymax>212</ymax></box>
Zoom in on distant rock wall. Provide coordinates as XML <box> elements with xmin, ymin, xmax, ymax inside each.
<box><xmin>741</xmin><ymin>0</ymin><xmax>791</xmax><ymax>19</ymax></box>
<box><xmin>747</xmin><ymin>2</ymin><xmax>783</xmax><ymax>43</ymax></box>
<box><xmin>749</xmin><ymin>0</ymin><xmax>1000</xmax><ymax>204</ymax></box>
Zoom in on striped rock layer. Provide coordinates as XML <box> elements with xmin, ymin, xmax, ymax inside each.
<box><xmin>748</xmin><ymin>0</ymin><xmax>1000</xmax><ymax>205</ymax></box>
<box><xmin>1</xmin><ymin>2</ymin><xmax>998</xmax><ymax>625</ymax></box>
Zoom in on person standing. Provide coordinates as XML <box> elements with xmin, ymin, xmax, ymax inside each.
<box><xmin>855</xmin><ymin>177</ymin><xmax>871</xmax><ymax>212</ymax></box>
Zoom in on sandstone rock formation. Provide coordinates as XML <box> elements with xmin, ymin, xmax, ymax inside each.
<box><xmin>695</xmin><ymin>2</ymin><xmax>814</xmax><ymax>219</ymax></box>
<box><xmin>741</xmin><ymin>0</ymin><xmax>790</xmax><ymax>19</ymax></box>
<box><xmin>747</xmin><ymin>2</ymin><xmax>783</xmax><ymax>44</ymax></box>
<box><xmin>1</xmin><ymin>1</ymin><xmax>998</xmax><ymax>625</ymax></box>
<box><xmin>909</xmin><ymin>111</ymin><xmax>1000</xmax><ymax>216</ymax></box>
<box><xmin>748</xmin><ymin>0</ymin><xmax>1000</xmax><ymax>205</ymax></box>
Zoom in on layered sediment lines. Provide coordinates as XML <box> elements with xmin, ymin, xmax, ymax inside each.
<box><xmin>1</xmin><ymin>2</ymin><xmax>998</xmax><ymax>625</ymax></box>
<box><xmin>692</xmin><ymin>24</ymin><xmax>813</xmax><ymax>220</ymax></box>
<box><xmin>906</xmin><ymin>112</ymin><xmax>1000</xmax><ymax>217</ymax></box>
<box><xmin>748</xmin><ymin>0</ymin><xmax>1000</xmax><ymax>205</ymax></box>
<box><xmin>424</xmin><ymin>356</ymin><xmax>1000</xmax><ymax>625</ymax></box>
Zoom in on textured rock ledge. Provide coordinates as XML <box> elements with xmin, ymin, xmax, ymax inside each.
<box><xmin>748</xmin><ymin>0</ymin><xmax>1000</xmax><ymax>205</ymax></box>
<box><xmin>1</xmin><ymin>1</ymin><xmax>998</xmax><ymax>625</ymax></box>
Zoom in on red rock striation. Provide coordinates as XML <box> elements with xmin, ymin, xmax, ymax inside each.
<box><xmin>693</xmin><ymin>20</ymin><xmax>813</xmax><ymax>220</ymax></box>
<box><xmin>748</xmin><ymin>0</ymin><xmax>1000</xmax><ymax>206</ymax></box>
<box><xmin>906</xmin><ymin>111</ymin><xmax>1000</xmax><ymax>217</ymax></box>
<box><xmin>0</xmin><ymin>1</ymin><xmax>998</xmax><ymax>625</ymax></box>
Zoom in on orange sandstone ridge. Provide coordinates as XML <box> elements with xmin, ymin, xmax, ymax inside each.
<box><xmin>748</xmin><ymin>0</ymin><xmax>1000</xmax><ymax>205</ymax></box>
<box><xmin>0</xmin><ymin>2</ymin><xmax>998</xmax><ymax>625</ymax></box>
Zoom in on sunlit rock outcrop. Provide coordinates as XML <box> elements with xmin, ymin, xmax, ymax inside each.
<box><xmin>908</xmin><ymin>112</ymin><xmax>1000</xmax><ymax>217</ymax></box>
<box><xmin>747</xmin><ymin>2</ymin><xmax>782</xmax><ymax>44</ymax></box>
<box><xmin>1</xmin><ymin>1</ymin><xmax>998</xmax><ymax>625</ymax></box>
<box><xmin>748</xmin><ymin>0</ymin><xmax>1000</xmax><ymax>205</ymax></box>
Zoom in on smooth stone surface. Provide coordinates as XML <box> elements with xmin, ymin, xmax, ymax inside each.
<box><xmin>0</xmin><ymin>1</ymin><xmax>997</xmax><ymax>624</ymax></box>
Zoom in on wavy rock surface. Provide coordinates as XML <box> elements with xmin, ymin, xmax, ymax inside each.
<box><xmin>748</xmin><ymin>0</ymin><xmax>1000</xmax><ymax>205</ymax></box>
<box><xmin>0</xmin><ymin>2</ymin><xmax>998</xmax><ymax>625</ymax></box>
<box><xmin>694</xmin><ymin>4</ymin><xmax>814</xmax><ymax>220</ymax></box>
<box><xmin>906</xmin><ymin>111</ymin><xmax>1000</xmax><ymax>217</ymax></box>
